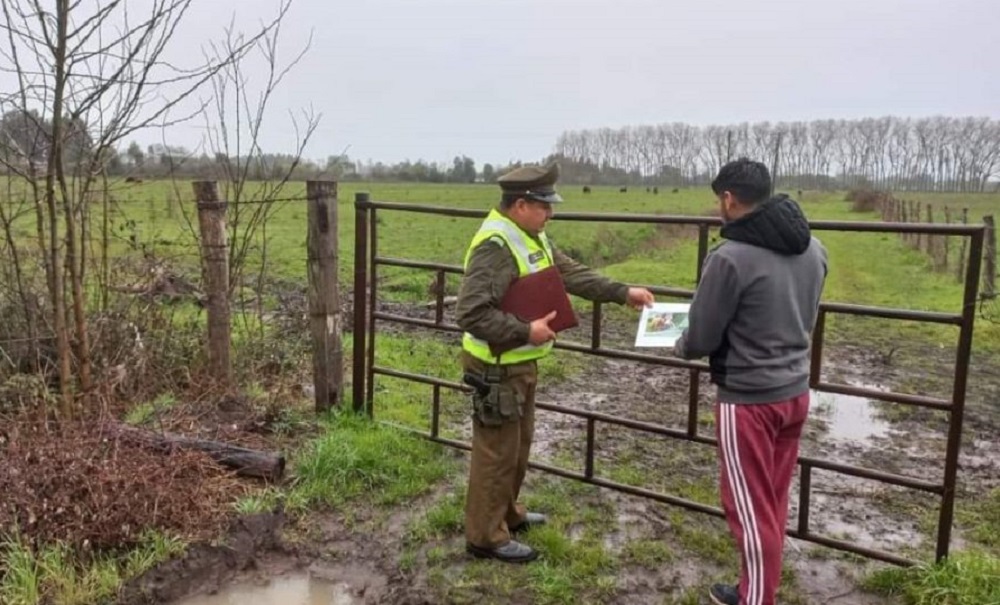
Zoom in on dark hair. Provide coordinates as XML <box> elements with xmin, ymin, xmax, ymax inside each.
<box><xmin>499</xmin><ymin>193</ymin><xmax>521</xmax><ymax>210</ymax></box>
<box><xmin>711</xmin><ymin>158</ymin><xmax>771</xmax><ymax>205</ymax></box>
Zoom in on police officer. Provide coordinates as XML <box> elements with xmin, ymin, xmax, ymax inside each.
<box><xmin>456</xmin><ymin>162</ymin><xmax>654</xmax><ymax>562</ymax></box>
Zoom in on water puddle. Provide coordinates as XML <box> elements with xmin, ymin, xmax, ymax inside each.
<box><xmin>811</xmin><ymin>389</ymin><xmax>892</xmax><ymax>442</ymax></box>
<box><xmin>176</xmin><ymin>573</ymin><xmax>360</xmax><ymax>605</ymax></box>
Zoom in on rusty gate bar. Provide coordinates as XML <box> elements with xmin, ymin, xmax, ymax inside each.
<box><xmin>686</xmin><ymin>369</ymin><xmax>699</xmax><ymax>437</ymax></box>
<box><xmin>808</xmin><ymin>310</ymin><xmax>826</xmax><ymax>388</ymax></box>
<box><xmin>356</xmin><ymin>200</ymin><xmax>981</xmax><ymax>235</ymax></box>
<box><xmin>434</xmin><ymin>271</ymin><xmax>446</xmax><ymax>324</ymax></box>
<box><xmin>591</xmin><ymin>303</ymin><xmax>602</xmax><ymax>349</ymax></box>
<box><xmin>798</xmin><ymin>463</ymin><xmax>812</xmax><ymax>535</ymax></box>
<box><xmin>938</xmin><ymin>227</ymin><xmax>984</xmax><ymax>560</ymax></box>
<box><xmin>352</xmin><ymin>193</ymin><xmax>370</xmax><ymax>412</ymax></box>
<box><xmin>352</xmin><ymin>196</ymin><xmax>984</xmax><ymax>566</ymax></box>
<box><xmin>696</xmin><ymin>224</ymin><xmax>710</xmax><ymax>283</ymax></box>
<box><xmin>431</xmin><ymin>384</ymin><xmax>441</xmax><ymax>438</ymax></box>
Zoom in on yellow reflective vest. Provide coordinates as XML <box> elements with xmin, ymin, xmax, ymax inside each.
<box><xmin>462</xmin><ymin>209</ymin><xmax>555</xmax><ymax>365</ymax></box>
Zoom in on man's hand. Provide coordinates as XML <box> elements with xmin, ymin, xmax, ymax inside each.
<box><xmin>626</xmin><ymin>287</ymin><xmax>655</xmax><ymax>310</ymax></box>
<box><xmin>528</xmin><ymin>311</ymin><xmax>557</xmax><ymax>345</ymax></box>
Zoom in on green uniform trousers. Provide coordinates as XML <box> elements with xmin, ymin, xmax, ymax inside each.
<box><xmin>462</xmin><ymin>351</ymin><xmax>539</xmax><ymax>548</ymax></box>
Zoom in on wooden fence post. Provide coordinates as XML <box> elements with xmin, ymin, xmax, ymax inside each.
<box><xmin>193</xmin><ymin>181</ymin><xmax>231</xmax><ymax>384</ymax></box>
<box><xmin>306</xmin><ymin>180</ymin><xmax>342</xmax><ymax>412</ymax></box>
<box><xmin>984</xmin><ymin>215</ymin><xmax>997</xmax><ymax>298</ymax></box>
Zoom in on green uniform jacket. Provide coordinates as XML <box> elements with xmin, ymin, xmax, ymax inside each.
<box><xmin>456</xmin><ymin>235</ymin><xmax>629</xmax><ymax>353</ymax></box>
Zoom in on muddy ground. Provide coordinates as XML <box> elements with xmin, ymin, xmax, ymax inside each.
<box><xmin>122</xmin><ymin>307</ymin><xmax>1000</xmax><ymax>605</ymax></box>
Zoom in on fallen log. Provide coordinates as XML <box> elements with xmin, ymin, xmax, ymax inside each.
<box><xmin>105</xmin><ymin>422</ymin><xmax>285</xmax><ymax>481</ymax></box>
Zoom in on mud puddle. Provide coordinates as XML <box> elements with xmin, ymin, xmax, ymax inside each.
<box><xmin>175</xmin><ymin>573</ymin><xmax>360</xmax><ymax>605</ymax></box>
<box><xmin>811</xmin><ymin>388</ymin><xmax>893</xmax><ymax>442</ymax></box>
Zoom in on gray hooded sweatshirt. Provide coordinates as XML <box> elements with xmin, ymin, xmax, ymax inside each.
<box><xmin>674</xmin><ymin>195</ymin><xmax>828</xmax><ymax>404</ymax></box>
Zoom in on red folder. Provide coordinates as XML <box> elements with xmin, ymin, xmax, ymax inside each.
<box><xmin>499</xmin><ymin>266</ymin><xmax>579</xmax><ymax>334</ymax></box>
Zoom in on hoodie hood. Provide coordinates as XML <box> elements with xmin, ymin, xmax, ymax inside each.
<box><xmin>720</xmin><ymin>194</ymin><xmax>812</xmax><ymax>255</ymax></box>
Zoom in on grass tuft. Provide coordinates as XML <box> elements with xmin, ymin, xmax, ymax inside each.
<box><xmin>862</xmin><ymin>550</ymin><xmax>1000</xmax><ymax>604</ymax></box>
<box><xmin>290</xmin><ymin>410</ymin><xmax>453</xmax><ymax>509</ymax></box>
<box><xmin>0</xmin><ymin>530</ymin><xmax>184</xmax><ymax>605</ymax></box>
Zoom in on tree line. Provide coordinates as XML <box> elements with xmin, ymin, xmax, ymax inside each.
<box><xmin>554</xmin><ymin>117</ymin><xmax>1000</xmax><ymax>192</ymax></box>
<box><xmin>0</xmin><ymin>115</ymin><xmax>502</xmax><ymax>184</ymax></box>
<box><xmin>5</xmin><ymin>110</ymin><xmax>999</xmax><ymax>191</ymax></box>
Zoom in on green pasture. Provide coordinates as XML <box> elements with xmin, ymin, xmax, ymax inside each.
<box><xmin>3</xmin><ymin>180</ymin><xmax>1000</xmax><ymax>353</ymax></box>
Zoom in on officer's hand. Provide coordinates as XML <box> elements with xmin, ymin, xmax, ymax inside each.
<box><xmin>626</xmin><ymin>287</ymin><xmax>655</xmax><ymax>310</ymax></box>
<box><xmin>528</xmin><ymin>311</ymin><xmax>557</xmax><ymax>345</ymax></box>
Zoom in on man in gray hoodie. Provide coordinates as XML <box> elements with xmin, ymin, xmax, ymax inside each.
<box><xmin>674</xmin><ymin>159</ymin><xmax>827</xmax><ymax>605</ymax></box>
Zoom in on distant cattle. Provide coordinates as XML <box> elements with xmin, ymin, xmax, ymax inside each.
<box><xmin>125</xmin><ymin>176</ymin><xmax>143</xmax><ymax>184</ymax></box>
<box><xmin>652</xmin><ymin>187</ymin><xmax>659</xmax><ymax>194</ymax></box>
<box><xmin>797</xmin><ymin>189</ymin><xmax>803</xmax><ymax>198</ymax></box>
<box><xmin>672</xmin><ymin>188</ymin><xmax>679</xmax><ymax>193</ymax></box>
<box><xmin>645</xmin><ymin>187</ymin><xmax>650</xmax><ymax>193</ymax></box>
<box><xmin>619</xmin><ymin>187</ymin><xmax>627</xmax><ymax>193</ymax></box>
<box><xmin>583</xmin><ymin>186</ymin><xmax>591</xmax><ymax>194</ymax></box>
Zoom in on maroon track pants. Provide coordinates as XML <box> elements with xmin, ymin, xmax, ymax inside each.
<box><xmin>716</xmin><ymin>392</ymin><xmax>810</xmax><ymax>605</ymax></box>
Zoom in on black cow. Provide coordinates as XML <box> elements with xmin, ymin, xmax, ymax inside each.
<box><xmin>583</xmin><ymin>186</ymin><xmax>591</xmax><ymax>194</ymax></box>
<box><xmin>619</xmin><ymin>187</ymin><xmax>627</xmax><ymax>193</ymax></box>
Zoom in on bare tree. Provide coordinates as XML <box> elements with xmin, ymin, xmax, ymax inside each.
<box><xmin>0</xmin><ymin>0</ymin><xmax>296</xmax><ymax>416</ymax></box>
<box><xmin>196</xmin><ymin>7</ymin><xmax>319</xmax><ymax>340</ymax></box>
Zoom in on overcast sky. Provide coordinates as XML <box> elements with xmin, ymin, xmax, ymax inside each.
<box><xmin>143</xmin><ymin>0</ymin><xmax>998</xmax><ymax>166</ymax></box>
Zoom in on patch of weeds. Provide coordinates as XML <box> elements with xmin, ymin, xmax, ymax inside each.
<box><xmin>861</xmin><ymin>550</ymin><xmax>1000</xmax><ymax>604</ymax></box>
<box><xmin>668</xmin><ymin>511</ymin><xmax>738</xmax><ymax>568</ymax></box>
<box><xmin>776</xmin><ymin>564</ymin><xmax>807</xmax><ymax>605</ymax></box>
<box><xmin>605</xmin><ymin>459</ymin><xmax>647</xmax><ymax>488</ymax></box>
<box><xmin>426</xmin><ymin>545</ymin><xmax>450</xmax><ymax>566</ymax></box>
<box><xmin>957</xmin><ymin>487</ymin><xmax>1000</xmax><ymax>552</ymax></box>
<box><xmin>528</xmin><ymin>535</ymin><xmax>617</xmax><ymax>605</ymax></box>
<box><xmin>233</xmin><ymin>487</ymin><xmax>283</xmax><ymax>515</ymax></box>
<box><xmin>621</xmin><ymin>539</ymin><xmax>675</xmax><ymax>567</ymax></box>
<box><xmin>289</xmin><ymin>410</ymin><xmax>453</xmax><ymax>510</ymax></box>
<box><xmin>663</xmin><ymin>587</ymin><xmax>703</xmax><ymax>605</ymax></box>
<box><xmin>124</xmin><ymin>392</ymin><xmax>177</xmax><ymax>426</ymax></box>
<box><xmin>399</xmin><ymin>549</ymin><xmax>417</xmax><ymax>572</ymax></box>
<box><xmin>673</xmin><ymin>474</ymin><xmax>719</xmax><ymax>507</ymax></box>
<box><xmin>520</xmin><ymin>479</ymin><xmax>589</xmax><ymax>521</ymax></box>
<box><xmin>405</xmin><ymin>490</ymin><xmax>465</xmax><ymax>545</ymax></box>
<box><xmin>0</xmin><ymin>530</ymin><xmax>184</xmax><ymax>605</ymax></box>
<box><xmin>259</xmin><ymin>401</ymin><xmax>313</xmax><ymax>436</ymax></box>
<box><xmin>444</xmin><ymin>560</ymin><xmax>522</xmax><ymax>604</ymax></box>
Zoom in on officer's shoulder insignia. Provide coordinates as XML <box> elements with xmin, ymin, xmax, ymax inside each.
<box><xmin>528</xmin><ymin>250</ymin><xmax>545</xmax><ymax>264</ymax></box>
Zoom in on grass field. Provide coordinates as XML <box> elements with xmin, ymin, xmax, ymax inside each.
<box><xmin>4</xmin><ymin>180</ymin><xmax>1000</xmax><ymax>603</ymax></box>
<box><xmin>35</xmin><ymin>179</ymin><xmax>991</xmax><ymax>353</ymax></box>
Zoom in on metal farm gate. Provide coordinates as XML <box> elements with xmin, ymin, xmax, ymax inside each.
<box><xmin>349</xmin><ymin>194</ymin><xmax>984</xmax><ymax>566</ymax></box>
